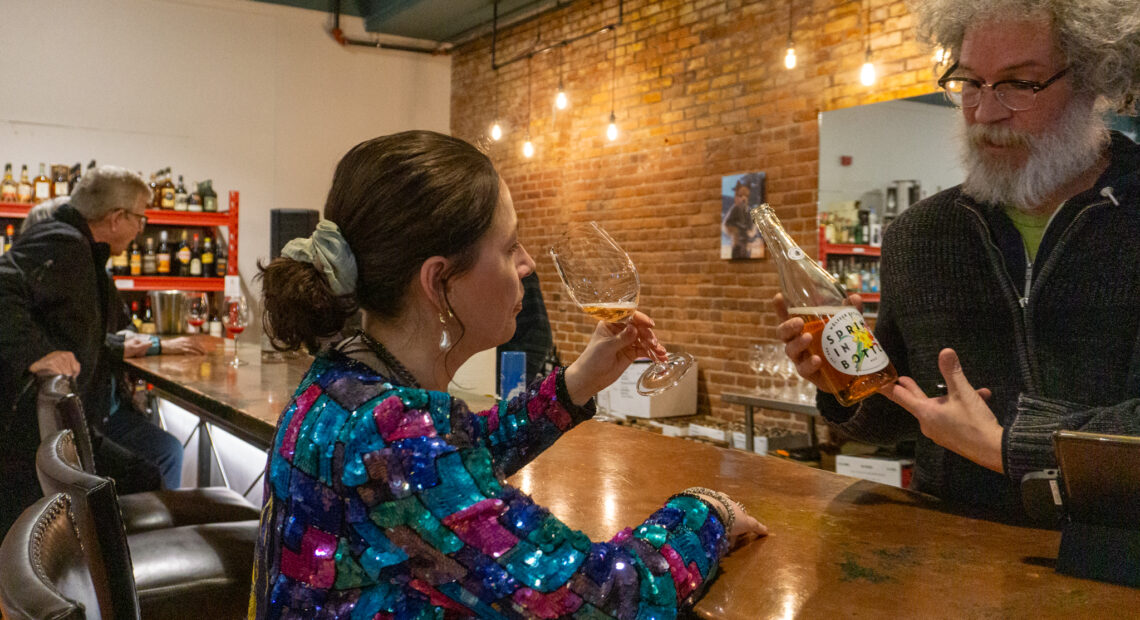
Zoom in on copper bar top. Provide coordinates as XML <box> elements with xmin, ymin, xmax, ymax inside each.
<box><xmin>123</xmin><ymin>341</ymin><xmax>1140</xmax><ymax>617</ymax></box>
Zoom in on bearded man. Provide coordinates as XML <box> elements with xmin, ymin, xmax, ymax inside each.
<box><xmin>776</xmin><ymin>0</ymin><xmax>1140</xmax><ymax>518</ymax></box>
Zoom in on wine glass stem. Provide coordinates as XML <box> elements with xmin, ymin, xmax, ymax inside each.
<box><xmin>232</xmin><ymin>332</ymin><xmax>239</xmax><ymax>365</ymax></box>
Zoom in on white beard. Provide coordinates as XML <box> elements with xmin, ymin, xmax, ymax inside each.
<box><xmin>959</xmin><ymin>98</ymin><xmax>1108</xmax><ymax>212</ymax></box>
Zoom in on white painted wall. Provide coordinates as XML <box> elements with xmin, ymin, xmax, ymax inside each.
<box><xmin>819</xmin><ymin>99</ymin><xmax>964</xmax><ymax>210</ymax></box>
<box><xmin>0</xmin><ymin>0</ymin><xmax>451</xmax><ymax>302</ymax></box>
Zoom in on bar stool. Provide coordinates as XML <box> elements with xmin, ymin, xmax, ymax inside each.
<box><xmin>36</xmin><ymin>374</ymin><xmax>260</xmax><ymax>532</ymax></box>
<box><xmin>36</xmin><ymin>429</ymin><xmax>257</xmax><ymax>619</ymax></box>
<box><xmin>0</xmin><ymin>493</ymin><xmax>112</xmax><ymax>619</ymax></box>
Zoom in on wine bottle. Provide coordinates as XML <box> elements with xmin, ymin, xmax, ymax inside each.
<box><xmin>189</xmin><ymin>233</ymin><xmax>202</xmax><ymax>276</ymax></box>
<box><xmin>142</xmin><ymin>236</ymin><xmax>157</xmax><ymax>275</ymax></box>
<box><xmin>156</xmin><ymin>230</ymin><xmax>172</xmax><ymax>275</ymax></box>
<box><xmin>174</xmin><ymin>175</ymin><xmax>188</xmax><ymax>211</ymax></box>
<box><xmin>201</xmin><ymin>236</ymin><xmax>215</xmax><ymax>278</ymax></box>
<box><xmin>176</xmin><ymin>229</ymin><xmax>191</xmax><ymax>276</ymax></box>
<box><xmin>129</xmin><ymin>239</ymin><xmax>142</xmax><ymax>276</ymax></box>
<box><xmin>200</xmin><ymin>180</ymin><xmax>217</xmax><ymax>212</ymax></box>
<box><xmin>750</xmin><ymin>203</ymin><xmax>897</xmax><ymax>406</ymax></box>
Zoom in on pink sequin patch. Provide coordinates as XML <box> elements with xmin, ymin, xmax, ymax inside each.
<box><xmin>441</xmin><ymin>498</ymin><xmax>518</xmax><ymax>558</ymax></box>
<box><xmin>526</xmin><ymin>374</ymin><xmax>571</xmax><ymax>430</ymax></box>
<box><xmin>280</xmin><ymin>384</ymin><xmax>323</xmax><ymax>459</ymax></box>
<box><xmin>512</xmin><ymin>585</ymin><xmax>583</xmax><ymax>618</ymax></box>
<box><xmin>659</xmin><ymin>544</ymin><xmax>698</xmax><ymax>601</ymax></box>
<box><xmin>610</xmin><ymin>527</ymin><xmax>633</xmax><ymax>545</ymax></box>
<box><xmin>372</xmin><ymin>395</ymin><xmax>436</xmax><ymax>441</ymax></box>
<box><xmin>408</xmin><ymin>579</ymin><xmax>474</xmax><ymax>615</ymax></box>
<box><xmin>278</xmin><ymin>526</ymin><xmax>338</xmax><ymax>588</ymax></box>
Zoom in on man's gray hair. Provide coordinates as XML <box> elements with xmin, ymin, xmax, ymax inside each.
<box><xmin>909</xmin><ymin>0</ymin><xmax>1140</xmax><ymax>113</ymax></box>
<box><xmin>68</xmin><ymin>166</ymin><xmax>152</xmax><ymax>222</ymax></box>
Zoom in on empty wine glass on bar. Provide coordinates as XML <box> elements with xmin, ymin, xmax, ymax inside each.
<box><xmin>184</xmin><ymin>292</ymin><xmax>209</xmax><ymax>334</ymax></box>
<box><xmin>550</xmin><ymin>221</ymin><xmax>695</xmax><ymax>396</ymax></box>
<box><xmin>222</xmin><ymin>295</ymin><xmax>249</xmax><ymax>367</ymax></box>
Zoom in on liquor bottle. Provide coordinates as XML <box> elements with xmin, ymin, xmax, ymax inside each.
<box><xmin>140</xmin><ymin>297</ymin><xmax>156</xmax><ymax>334</ymax></box>
<box><xmin>33</xmin><ymin>164</ymin><xmax>51</xmax><ymax>203</ymax></box>
<box><xmin>189</xmin><ymin>233</ymin><xmax>202</xmax><ymax>276</ymax></box>
<box><xmin>174</xmin><ymin>175</ymin><xmax>188</xmax><ymax>211</ymax></box>
<box><xmin>111</xmin><ymin>246</ymin><xmax>129</xmax><ymax>276</ymax></box>
<box><xmin>156</xmin><ymin>230</ymin><xmax>172</xmax><ymax>275</ymax></box>
<box><xmin>142</xmin><ymin>236</ymin><xmax>157</xmax><ymax>275</ymax></box>
<box><xmin>130</xmin><ymin>301</ymin><xmax>143</xmax><ymax>330</ymax></box>
<box><xmin>187</xmin><ymin>183</ymin><xmax>202</xmax><ymax>212</ymax></box>
<box><xmin>16</xmin><ymin>165</ymin><xmax>33</xmax><ymax>203</ymax></box>
<box><xmin>159</xmin><ymin>168</ymin><xmax>176</xmax><ymax>210</ymax></box>
<box><xmin>52</xmin><ymin>165</ymin><xmax>69</xmax><ymax>198</ymax></box>
<box><xmin>200</xmin><ymin>180</ymin><xmax>217</xmax><ymax>212</ymax></box>
<box><xmin>149</xmin><ymin>172</ymin><xmax>160</xmax><ymax>209</ymax></box>
<box><xmin>176</xmin><ymin>229</ymin><xmax>191</xmax><ymax>276</ymax></box>
<box><xmin>3</xmin><ymin>224</ymin><xmax>14</xmax><ymax>252</ymax></box>
<box><xmin>750</xmin><ymin>203</ymin><xmax>897</xmax><ymax>406</ymax></box>
<box><xmin>129</xmin><ymin>240</ymin><xmax>142</xmax><ymax>276</ymax></box>
<box><xmin>68</xmin><ymin>163</ymin><xmax>82</xmax><ymax>190</ymax></box>
<box><xmin>201</xmin><ymin>236</ymin><xmax>215</xmax><ymax>277</ymax></box>
<box><xmin>213</xmin><ymin>238</ymin><xmax>227</xmax><ymax>276</ymax></box>
<box><xmin>1</xmin><ymin>164</ymin><xmax>18</xmax><ymax>202</ymax></box>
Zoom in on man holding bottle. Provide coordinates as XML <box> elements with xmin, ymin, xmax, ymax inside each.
<box><xmin>776</xmin><ymin>0</ymin><xmax>1140</xmax><ymax>517</ymax></box>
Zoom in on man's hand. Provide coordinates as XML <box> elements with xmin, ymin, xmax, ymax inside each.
<box><xmin>29</xmin><ymin>351</ymin><xmax>80</xmax><ymax>377</ymax></box>
<box><xmin>772</xmin><ymin>292</ymin><xmax>863</xmax><ymax>393</ymax></box>
<box><xmin>124</xmin><ymin>335</ymin><xmax>152</xmax><ymax>358</ymax></box>
<box><xmin>878</xmin><ymin>348</ymin><xmax>1003</xmax><ymax>473</ymax></box>
<box><xmin>159</xmin><ymin>336</ymin><xmax>207</xmax><ymax>356</ymax></box>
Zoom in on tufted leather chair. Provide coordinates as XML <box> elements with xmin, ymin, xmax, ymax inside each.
<box><xmin>36</xmin><ymin>430</ymin><xmax>258</xmax><ymax>619</ymax></box>
<box><xmin>0</xmin><ymin>493</ymin><xmax>116</xmax><ymax>620</ymax></box>
<box><xmin>36</xmin><ymin>374</ymin><xmax>260</xmax><ymax>533</ymax></box>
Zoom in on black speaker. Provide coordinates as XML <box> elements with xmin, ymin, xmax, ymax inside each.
<box><xmin>270</xmin><ymin>209</ymin><xmax>320</xmax><ymax>259</ymax></box>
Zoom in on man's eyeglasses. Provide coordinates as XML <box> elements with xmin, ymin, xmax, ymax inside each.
<box><xmin>121</xmin><ymin>210</ymin><xmax>147</xmax><ymax>229</ymax></box>
<box><xmin>937</xmin><ymin>62</ymin><xmax>1070</xmax><ymax>111</ymax></box>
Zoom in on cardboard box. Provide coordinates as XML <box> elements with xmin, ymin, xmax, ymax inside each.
<box><xmin>597</xmin><ymin>359</ymin><xmax>697</xmax><ymax>418</ymax></box>
<box><xmin>835</xmin><ymin>454</ymin><xmax>914</xmax><ymax>488</ymax></box>
<box><xmin>731</xmin><ymin>431</ymin><xmax>769</xmax><ymax>456</ymax></box>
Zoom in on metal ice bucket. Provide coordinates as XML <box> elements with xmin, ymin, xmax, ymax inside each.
<box><xmin>149</xmin><ymin>290</ymin><xmax>187</xmax><ymax>335</ymax></box>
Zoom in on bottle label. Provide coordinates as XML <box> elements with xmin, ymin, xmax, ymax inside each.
<box><xmin>158</xmin><ymin>253</ymin><xmax>171</xmax><ymax>273</ymax></box>
<box><xmin>820</xmin><ymin>307</ymin><xmax>889</xmax><ymax>375</ymax></box>
<box><xmin>34</xmin><ymin>182</ymin><xmax>50</xmax><ymax>199</ymax></box>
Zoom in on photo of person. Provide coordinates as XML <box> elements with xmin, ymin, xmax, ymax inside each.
<box><xmin>720</xmin><ymin>172</ymin><xmax>766</xmax><ymax>259</ymax></box>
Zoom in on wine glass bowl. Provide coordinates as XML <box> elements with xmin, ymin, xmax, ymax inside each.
<box><xmin>550</xmin><ymin>221</ymin><xmax>695</xmax><ymax>397</ymax></box>
<box><xmin>184</xmin><ymin>292</ymin><xmax>209</xmax><ymax>331</ymax></box>
<box><xmin>222</xmin><ymin>295</ymin><xmax>249</xmax><ymax>367</ymax></box>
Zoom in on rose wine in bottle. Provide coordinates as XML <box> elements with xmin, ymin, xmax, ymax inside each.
<box><xmin>750</xmin><ymin>203</ymin><xmax>897</xmax><ymax>406</ymax></box>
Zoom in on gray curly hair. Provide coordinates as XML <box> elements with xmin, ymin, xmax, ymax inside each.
<box><xmin>909</xmin><ymin>0</ymin><xmax>1140</xmax><ymax>113</ymax></box>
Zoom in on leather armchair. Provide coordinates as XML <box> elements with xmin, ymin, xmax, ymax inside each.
<box><xmin>0</xmin><ymin>493</ymin><xmax>111</xmax><ymax>620</ymax></box>
<box><xmin>36</xmin><ymin>430</ymin><xmax>257</xmax><ymax>619</ymax></box>
<box><xmin>36</xmin><ymin>374</ymin><xmax>260</xmax><ymax>532</ymax></box>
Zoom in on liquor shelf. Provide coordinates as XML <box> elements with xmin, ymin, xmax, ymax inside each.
<box><xmin>114</xmin><ymin>276</ymin><xmax>224</xmax><ymax>292</ymax></box>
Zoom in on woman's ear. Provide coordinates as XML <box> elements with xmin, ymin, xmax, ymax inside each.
<box><xmin>418</xmin><ymin>256</ymin><xmax>449</xmax><ymax>311</ymax></box>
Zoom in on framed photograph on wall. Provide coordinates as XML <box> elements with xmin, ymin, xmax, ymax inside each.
<box><xmin>720</xmin><ymin>172</ymin><xmax>766</xmax><ymax>259</ymax></box>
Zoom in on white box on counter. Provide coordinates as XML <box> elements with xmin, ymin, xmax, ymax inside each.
<box><xmin>835</xmin><ymin>454</ymin><xmax>913</xmax><ymax>488</ymax></box>
<box><xmin>596</xmin><ymin>359</ymin><xmax>697</xmax><ymax>419</ymax></box>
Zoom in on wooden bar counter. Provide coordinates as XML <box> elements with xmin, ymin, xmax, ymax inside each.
<box><xmin>122</xmin><ymin>339</ymin><xmax>1140</xmax><ymax>617</ymax></box>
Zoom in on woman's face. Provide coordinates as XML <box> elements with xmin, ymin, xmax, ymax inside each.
<box><xmin>446</xmin><ymin>180</ymin><xmax>536</xmax><ymax>355</ymax></box>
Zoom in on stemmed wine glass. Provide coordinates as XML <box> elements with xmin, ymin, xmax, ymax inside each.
<box><xmin>222</xmin><ymin>295</ymin><xmax>249</xmax><ymax>367</ymax></box>
<box><xmin>550</xmin><ymin>221</ymin><xmax>695</xmax><ymax>396</ymax></box>
<box><xmin>184</xmin><ymin>292</ymin><xmax>209</xmax><ymax>334</ymax></box>
<box><xmin>749</xmin><ymin>344</ymin><xmax>769</xmax><ymax>395</ymax></box>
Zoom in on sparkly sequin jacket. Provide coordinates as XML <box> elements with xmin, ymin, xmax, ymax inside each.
<box><xmin>250</xmin><ymin>350</ymin><xmax>729</xmax><ymax>619</ymax></box>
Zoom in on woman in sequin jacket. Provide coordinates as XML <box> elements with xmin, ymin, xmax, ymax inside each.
<box><xmin>250</xmin><ymin>131</ymin><xmax>764</xmax><ymax>619</ymax></box>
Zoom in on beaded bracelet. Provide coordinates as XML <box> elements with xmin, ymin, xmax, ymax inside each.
<box><xmin>674</xmin><ymin>486</ymin><xmax>738</xmax><ymax>533</ymax></box>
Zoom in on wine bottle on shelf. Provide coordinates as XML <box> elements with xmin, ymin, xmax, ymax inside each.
<box><xmin>1</xmin><ymin>164</ymin><xmax>18</xmax><ymax>202</ymax></box>
<box><xmin>129</xmin><ymin>239</ymin><xmax>142</xmax><ymax>276</ymax></box>
<box><xmin>200</xmin><ymin>180</ymin><xmax>217</xmax><ymax>212</ymax></box>
<box><xmin>130</xmin><ymin>301</ymin><xmax>143</xmax><ymax>330</ymax></box>
<box><xmin>189</xmin><ymin>233</ymin><xmax>202</xmax><ymax>276</ymax></box>
<box><xmin>140</xmin><ymin>297</ymin><xmax>156</xmax><ymax>334</ymax></box>
<box><xmin>176</xmin><ymin>229</ymin><xmax>191</xmax><ymax>276</ymax></box>
<box><xmin>16</xmin><ymin>165</ymin><xmax>33</xmax><ymax>203</ymax></box>
<box><xmin>149</xmin><ymin>172</ymin><xmax>160</xmax><ymax>209</ymax></box>
<box><xmin>174</xmin><ymin>175</ymin><xmax>188</xmax><ymax>211</ymax></box>
<box><xmin>214</xmin><ymin>239</ymin><xmax>227</xmax><ymax>276</ymax></box>
<box><xmin>52</xmin><ymin>165</ymin><xmax>69</xmax><ymax>198</ymax></box>
<box><xmin>187</xmin><ymin>183</ymin><xmax>202</xmax><ymax>212</ymax></box>
<box><xmin>159</xmin><ymin>168</ymin><xmax>176</xmax><ymax>210</ymax></box>
<box><xmin>750</xmin><ymin>203</ymin><xmax>897</xmax><ymax>406</ymax></box>
<box><xmin>156</xmin><ymin>230</ymin><xmax>172</xmax><ymax>275</ymax></box>
<box><xmin>201</xmin><ymin>236</ymin><xmax>215</xmax><ymax>278</ymax></box>
<box><xmin>33</xmin><ymin>164</ymin><xmax>51</xmax><ymax>203</ymax></box>
<box><xmin>111</xmin><ymin>247</ymin><xmax>129</xmax><ymax>276</ymax></box>
<box><xmin>142</xmin><ymin>237</ymin><xmax>157</xmax><ymax>275</ymax></box>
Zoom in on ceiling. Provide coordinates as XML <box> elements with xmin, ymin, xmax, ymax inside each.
<box><xmin>252</xmin><ymin>0</ymin><xmax>566</xmax><ymax>47</ymax></box>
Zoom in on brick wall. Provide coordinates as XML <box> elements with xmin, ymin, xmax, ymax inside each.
<box><xmin>451</xmin><ymin>0</ymin><xmax>942</xmax><ymax>427</ymax></box>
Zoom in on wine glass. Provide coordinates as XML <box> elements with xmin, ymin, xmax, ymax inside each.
<box><xmin>222</xmin><ymin>295</ymin><xmax>249</xmax><ymax>367</ymax></box>
<box><xmin>184</xmin><ymin>292</ymin><xmax>209</xmax><ymax>334</ymax></box>
<box><xmin>749</xmin><ymin>344</ymin><xmax>769</xmax><ymax>395</ymax></box>
<box><xmin>550</xmin><ymin>221</ymin><xmax>695</xmax><ymax>396</ymax></box>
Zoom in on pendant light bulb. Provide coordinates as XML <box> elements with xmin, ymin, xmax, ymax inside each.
<box><xmin>784</xmin><ymin>44</ymin><xmax>797</xmax><ymax>70</ymax></box>
<box><xmin>490</xmin><ymin>121</ymin><xmax>503</xmax><ymax>141</ymax></box>
<box><xmin>555</xmin><ymin>89</ymin><xmax>568</xmax><ymax>110</ymax></box>
<box><xmin>606</xmin><ymin>112</ymin><xmax>618</xmax><ymax>142</ymax></box>
<box><xmin>523</xmin><ymin>138</ymin><xmax>535</xmax><ymax>158</ymax></box>
<box><xmin>860</xmin><ymin>53</ymin><xmax>876</xmax><ymax>86</ymax></box>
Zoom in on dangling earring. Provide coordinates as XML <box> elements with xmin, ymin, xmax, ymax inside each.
<box><xmin>438</xmin><ymin>310</ymin><xmax>452</xmax><ymax>351</ymax></box>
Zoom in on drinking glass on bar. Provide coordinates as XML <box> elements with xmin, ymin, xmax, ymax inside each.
<box><xmin>222</xmin><ymin>295</ymin><xmax>249</xmax><ymax>367</ymax></box>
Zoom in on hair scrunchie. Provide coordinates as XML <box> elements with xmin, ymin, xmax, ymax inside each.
<box><xmin>280</xmin><ymin>219</ymin><xmax>358</xmax><ymax>296</ymax></box>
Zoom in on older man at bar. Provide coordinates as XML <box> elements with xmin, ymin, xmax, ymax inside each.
<box><xmin>778</xmin><ymin>0</ymin><xmax>1140</xmax><ymax>517</ymax></box>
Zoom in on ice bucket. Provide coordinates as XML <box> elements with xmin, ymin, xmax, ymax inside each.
<box><xmin>149</xmin><ymin>290</ymin><xmax>187</xmax><ymax>335</ymax></box>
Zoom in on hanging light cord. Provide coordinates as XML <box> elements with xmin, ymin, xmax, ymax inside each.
<box><xmin>610</xmin><ymin>26</ymin><xmax>617</xmax><ymax>116</ymax></box>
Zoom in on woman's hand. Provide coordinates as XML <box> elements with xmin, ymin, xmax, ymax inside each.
<box><xmin>563</xmin><ymin>311</ymin><xmax>668</xmax><ymax>406</ymax></box>
<box><xmin>772</xmin><ymin>292</ymin><xmax>863</xmax><ymax>393</ymax></box>
<box><xmin>727</xmin><ymin>500</ymin><xmax>767</xmax><ymax>545</ymax></box>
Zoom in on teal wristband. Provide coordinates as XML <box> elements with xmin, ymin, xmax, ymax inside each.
<box><xmin>146</xmin><ymin>335</ymin><xmax>161</xmax><ymax>356</ymax></box>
